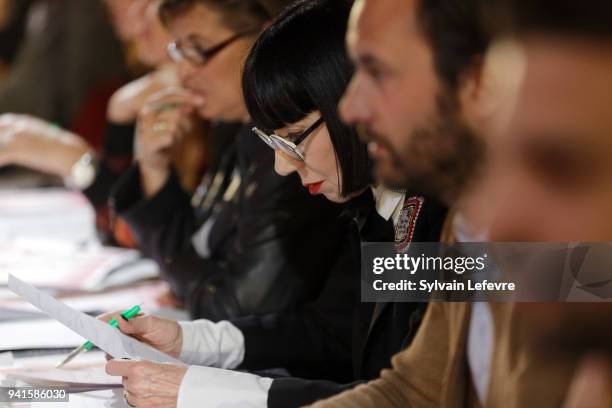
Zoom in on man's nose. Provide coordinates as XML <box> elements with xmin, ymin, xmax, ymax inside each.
<box><xmin>274</xmin><ymin>150</ymin><xmax>302</xmax><ymax>177</ymax></box>
<box><xmin>340</xmin><ymin>74</ymin><xmax>372</xmax><ymax>126</ymax></box>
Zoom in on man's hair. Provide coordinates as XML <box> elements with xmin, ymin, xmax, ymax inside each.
<box><xmin>416</xmin><ymin>0</ymin><xmax>490</xmax><ymax>91</ymax></box>
<box><xmin>482</xmin><ymin>0</ymin><xmax>612</xmax><ymax>40</ymax></box>
<box><xmin>159</xmin><ymin>0</ymin><xmax>294</xmax><ymax>32</ymax></box>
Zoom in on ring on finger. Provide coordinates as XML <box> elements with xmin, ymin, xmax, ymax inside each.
<box><xmin>123</xmin><ymin>390</ymin><xmax>136</xmax><ymax>407</ymax></box>
<box><xmin>152</xmin><ymin>121</ymin><xmax>170</xmax><ymax>134</ymax></box>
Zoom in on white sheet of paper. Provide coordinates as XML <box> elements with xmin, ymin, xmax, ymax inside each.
<box><xmin>0</xmin><ymin>189</ymin><xmax>97</xmax><ymax>245</ymax></box>
<box><xmin>30</xmin><ymin>388</ymin><xmax>126</xmax><ymax>408</ymax></box>
<box><xmin>0</xmin><ymin>352</ymin><xmax>13</xmax><ymax>366</ymax></box>
<box><xmin>0</xmin><ymin>319</ymin><xmax>84</xmax><ymax>351</ymax></box>
<box><xmin>8</xmin><ymin>275</ymin><xmax>181</xmax><ymax>364</ymax></box>
<box><xmin>0</xmin><ymin>352</ymin><xmax>125</xmax><ymax>407</ymax></box>
<box><xmin>0</xmin><ymin>281</ymin><xmax>168</xmax><ymax>316</ymax></box>
<box><xmin>0</xmin><ymin>241</ymin><xmax>149</xmax><ymax>290</ymax></box>
<box><xmin>1</xmin><ymin>351</ymin><xmax>121</xmax><ymax>390</ymax></box>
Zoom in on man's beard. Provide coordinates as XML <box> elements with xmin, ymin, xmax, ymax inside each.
<box><xmin>360</xmin><ymin>91</ymin><xmax>485</xmax><ymax>204</ymax></box>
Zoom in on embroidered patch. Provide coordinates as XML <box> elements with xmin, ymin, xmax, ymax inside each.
<box><xmin>395</xmin><ymin>196</ymin><xmax>424</xmax><ymax>252</ymax></box>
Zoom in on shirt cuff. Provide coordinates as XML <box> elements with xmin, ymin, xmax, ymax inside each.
<box><xmin>179</xmin><ymin>320</ymin><xmax>245</xmax><ymax>369</ymax></box>
<box><xmin>177</xmin><ymin>366</ymin><xmax>272</xmax><ymax>408</ymax></box>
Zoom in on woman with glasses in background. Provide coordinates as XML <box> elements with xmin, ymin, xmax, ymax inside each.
<box><xmin>0</xmin><ymin>0</ymin><xmax>206</xmax><ymax>244</ymax></box>
<box><xmin>104</xmin><ymin>1</ymin><xmax>446</xmax><ymax>406</ymax></box>
<box><xmin>110</xmin><ymin>0</ymin><xmax>347</xmax><ymax>320</ymax></box>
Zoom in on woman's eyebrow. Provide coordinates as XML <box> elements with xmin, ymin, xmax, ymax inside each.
<box><xmin>284</xmin><ymin>129</ymin><xmax>306</xmax><ymax>140</ymax></box>
<box><xmin>186</xmin><ymin>33</ymin><xmax>209</xmax><ymax>47</ymax></box>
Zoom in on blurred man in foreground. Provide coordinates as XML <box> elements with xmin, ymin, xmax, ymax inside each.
<box><xmin>311</xmin><ymin>0</ymin><xmax>612</xmax><ymax>407</ymax></box>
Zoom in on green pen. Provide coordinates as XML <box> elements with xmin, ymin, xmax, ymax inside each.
<box><xmin>56</xmin><ymin>305</ymin><xmax>142</xmax><ymax>369</ymax></box>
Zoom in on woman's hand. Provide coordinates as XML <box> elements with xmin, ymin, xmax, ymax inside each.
<box><xmin>0</xmin><ymin>114</ymin><xmax>90</xmax><ymax>177</ymax></box>
<box><xmin>99</xmin><ymin>312</ymin><xmax>183</xmax><ymax>358</ymax></box>
<box><xmin>135</xmin><ymin>88</ymin><xmax>204</xmax><ymax>197</ymax></box>
<box><xmin>107</xmin><ymin>66</ymin><xmax>179</xmax><ymax>125</ymax></box>
<box><xmin>106</xmin><ymin>359</ymin><xmax>187</xmax><ymax>408</ymax></box>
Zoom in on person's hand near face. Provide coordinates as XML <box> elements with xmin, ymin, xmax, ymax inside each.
<box><xmin>0</xmin><ymin>114</ymin><xmax>91</xmax><ymax>178</ymax></box>
<box><xmin>107</xmin><ymin>66</ymin><xmax>179</xmax><ymax>125</ymax></box>
<box><xmin>135</xmin><ymin>88</ymin><xmax>203</xmax><ymax>197</ymax></box>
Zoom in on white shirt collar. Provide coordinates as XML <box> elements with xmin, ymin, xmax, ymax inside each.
<box><xmin>372</xmin><ymin>185</ymin><xmax>405</xmax><ymax>227</ymax></box>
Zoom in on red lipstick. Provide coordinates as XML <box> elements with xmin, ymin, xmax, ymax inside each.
<box><xmin>304</xmin><ymin>181</ymin><xmax>324</xmax><ymax>195</ymax></box>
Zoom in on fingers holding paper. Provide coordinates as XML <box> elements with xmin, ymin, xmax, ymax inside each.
<box><xmin>106</xmin><ymin>359</ymin><xmax>187</xmax><ymax>408</ymax></box>
<box><xmin>98</xmin><ymin>312</ymin><xmax>183</xmax><ymax>358</ymax></box>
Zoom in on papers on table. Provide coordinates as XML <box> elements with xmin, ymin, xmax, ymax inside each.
<box><xmin>0</xmin><ymin>281</ymin><xmax>169</xmax><ymax>317</ymax></box>
<box><xmin>0</xmin><ymin>189</ymin><xmax>97</xmax><ymax>246</ymax></box>
<box><xmin>30</xmin><ymin>388</ymin><xmax>126</xmax><ymax>408</ymax></box>
<box><xmin>0</xmin><ymin>351</ymin><xmax>121</xmax><ymax>391</ymax></box>
<box><xmin>0</xmin><ymin>319</ymin><xmax>84</xmax><ymax>351</ymax></box>
<box><xmin>0</xmin><ymin>352</ymin><xmax>13</xmax><ymax>366</ymax></box>
<box><xmin>0</xmin><ymin>188</ymin><xmax>159</xmax><ymax>292</ymax></box>
<box><xmin>8</xmin><ymin>275</ymin><xmax>181</xmax><ymax>364</ymax></box>
<box><xmin>0</xmin><ymin>240</ymin><xmax>153</xmax><ymax>290</ymax></box>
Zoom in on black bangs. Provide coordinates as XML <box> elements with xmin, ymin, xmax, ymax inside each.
<box><xmin>243</xmin><ymin>41</ymin><xmax>314</xmax><ymax>132</ymax></box>
<box><xmin>242</xmin><ymin>0</ymin><xmax>372</xmax><ymax>197</ymax></box>
<box><xmin>243</xmin><ymin>0</ymin><xmax>354</xmax><ymax>132</ymax></box>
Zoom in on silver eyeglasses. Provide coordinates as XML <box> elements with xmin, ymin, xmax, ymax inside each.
<box><xmin>252</xmin><ymin>118</ymin><xmax>324</xmax><ymax>161</ymax></box>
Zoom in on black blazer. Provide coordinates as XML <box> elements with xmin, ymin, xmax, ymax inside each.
<box><xmin>111</xmin><ymin>123</ymin><xmax>345</xmax><ymax>321</ymax></box>
<box><xmin>232</xmin><ymin>189</ymin><xmax>447</xmax><ymax>407</ymax></box>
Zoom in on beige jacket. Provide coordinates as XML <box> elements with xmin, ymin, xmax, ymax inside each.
<box><xmin>308</xmin><ymin>302</ymin><xmax>580</xmax><ymax>408</ymax></box>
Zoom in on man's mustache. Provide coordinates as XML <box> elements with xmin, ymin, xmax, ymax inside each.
<box><xmin>356</xmin><ymin>123</ymin><xmax>405</xmax><ymax>168</ymax></box>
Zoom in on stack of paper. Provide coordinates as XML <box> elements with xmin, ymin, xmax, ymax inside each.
<box><xmin>0</xmin><ymin>240</ymin><xmax>147</xmax><ymax>290</ymax></box>
<box><xmin>0</xmin><ymin>189</ymin><xmax>97</xmax><ymax>245</ymax></box>
<box><xmin>0</xmin><ymin>351</ymin><xmax>121</xmax><ymax>392</ymax></box>
<box><xmin>0</xmin><ymin>281</ymin><xmax>169</xmax><ymax>317</ymax></box>
<box><xmin>0</xmin><ymin>319</ymin><xmax>84</xmax><ymax>351</ymax></box>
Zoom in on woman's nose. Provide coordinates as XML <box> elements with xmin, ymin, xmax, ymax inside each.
<box><xmin>274</xmin><ymin>150</ymin><xmax>301</xmax><ymax>176</ymax></box>
<box><xmin>178</xmin><ymin>60</ymin><xmax>198</xmax><ymax>85</ymax></box>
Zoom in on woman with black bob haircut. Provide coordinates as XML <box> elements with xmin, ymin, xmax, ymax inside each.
<box><xmin>98</xmin><ymin>1</ymin><xmax>446</xmax><ymax>406</ymax></box>
<box><xmin>244</xmin><ymin>0</ymin><xmax>371</xmax><ymax>202</ymax></box>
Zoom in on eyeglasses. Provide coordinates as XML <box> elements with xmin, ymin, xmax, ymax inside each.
<box><xmin>252</xmin><ymin>118</ymin><xmax>324</xmax><ymax>162</ymax></box>
<box><xmin>168</xmin><ymin>30</ymin><xmax>257</xmax><ymax>65</ymax></box>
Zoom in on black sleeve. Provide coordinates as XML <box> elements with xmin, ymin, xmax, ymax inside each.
<box><xmin>0</xmin><ymin>1</ymin><xmax>32</xmax><ymax>64</ymax></box>
<box><xmin>112</xmin><ymin>130</ymin><xmax>348</xmax><ymax>324</ymax></box>
<box><xmin>110</xmin><ymin>164</ymin><xmax>207</xmax><ymax>299</ymax></box>
<box><xmin>232</xmin><ymin>228</ymin><xmax>358</xmax><ymax>383</ymax></box>
<box><xmin>186</xmin><ymin>131</ymin><xmax>347</xmax><ymax>321</ymax></box>
<box><xmin>83</xmin><ymin>122</ymin><xmax>135</xmax><ymax>208</ymax></box>
<box><xmin>267</xmin><ymin>378</ymin><xmax>366</xmax><ymax>408</ymax></box>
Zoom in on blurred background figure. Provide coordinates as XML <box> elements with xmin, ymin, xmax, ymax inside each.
<box><xmin>0</xmin><ymin>0</ymin><xmax>128</xmax><ymax>128</ymax></box>
<box><xmin>0</xmin><ymin>0</ymin><xmax>33</xmax><ymax>79</ymax></box>
<box><xmin>111</xmin><ymin>0</ymin><xmax>347</xmax><ymax>320</ymax></box>
<box><xmin>481</xmin><ymin>0</ymin><xmax>612</xmax><ymax>405</ymax></box>
<box><xmin>0</xmin><ymin>0</ymin><xmax>207</xmax><ymax>244</ymax></box>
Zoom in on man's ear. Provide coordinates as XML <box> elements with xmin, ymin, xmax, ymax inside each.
<box><xmin>478</xmin><ymin>39</ymin><xmax>527</xmax><ymax>130</ymax></box>
<box><xmin>457</xmin><ymin>55</ymin><xmax>487</xmax><ymax>125</ymax></box>
<box><xmin>459</xmin><ymin>40</ymin><xmax>527</xmax><ymax>129</ymax></box>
